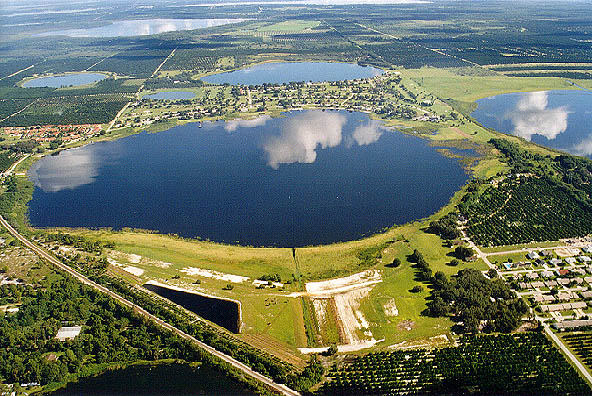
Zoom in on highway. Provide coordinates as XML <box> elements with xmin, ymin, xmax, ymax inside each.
<box><xmin>0</xmin><ymin>214</ymin><xmax>300</xmax><ymax>396</ymax></box>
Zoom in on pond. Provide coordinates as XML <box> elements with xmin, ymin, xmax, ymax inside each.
<box><xmin>144</xmin><ymin>91</ymin><xmax>196</xmax><ymax>100</ymax></box>
<box><xmin>40</xmin><ymin>18</ymin><xmax>245</xmax><ymax>37</ymax></box>
<box><xmin>201</xmin><ymin>62</ymin><xmax>383</xmax><ymax>85</ymax></box>
<box><xmin>27</xmin><ymin>110</ymin><xmax>468</xmax><ymax>247</ymax></box>
<box><xmin>471</xmin><ymin>89</ymin><xmax>592</xmax><ymax>158</ymax></box>
<box><xmin>22</xmin><ymin>73</ymin><xmax>106</xmax><ymax>88</ymax></box>
<box><xmin>143</xmin><ymin>283</ymin><xmax>240</xmax><ymax>333</ymax></box>
<box><xmin>49</xmin><ymin>362</ymin><xmax>254</xmax><ymax>396</ymax></box>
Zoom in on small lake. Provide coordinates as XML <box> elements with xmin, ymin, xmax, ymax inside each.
<box><xmin>49</xmin><ymin>362</ymin><xmax>254</xmax><ymax>396</ymax></box>
<box><xmin>22</xmin><ymin>73</ymin><xmax>106</xmax><ymax>88</ymax></box>
<box><xmin>28</xmin><ymin>110</ymin><xmax>468</xmax><ymax>247</ymax></box>
<box><xmin>201</xmin><ymin>62</ymin><xmax>383</xmax><ymax>85</ymax></box>
<box><xmin>40</xmin><ymin>18</ymin><xmax>245</xmax><ymax>37</ymax></box>
<box><xmin>472</xmin><ymin>89</ymin><xmax>592</xmax><ymax>158</ymax></box>
<box><xmin>144</xmin><ymin>283</ymin><xmax>240</xmax><ymax>333</ymax></box>
<box><xmin>144</xmin><ymin>91</ymin><xmax>196</xmax><ymax>100</ymax></box>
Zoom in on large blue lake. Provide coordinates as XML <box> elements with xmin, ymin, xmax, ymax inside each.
<box><xmin>201</xmin><ymin>62</ymin><xmax>383</xmax><ymax>85</ymax></box>
<box><xmin>23</xmin><ymin>73</ymin><xmax>106</xmax><ymax>88</ymax></box>
<box><xmin>28</xmin><ymin>111</ymin><xmax>467</xmax><ymax>247</ymax></box>
<box><xmin>472</xmin><ymin>89</ymin><xmax>592</xmax><ymax>158</ymax></box>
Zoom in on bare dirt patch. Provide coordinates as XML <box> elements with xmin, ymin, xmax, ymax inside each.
<box><xmin>555</xmin><ymin>247</ymin><xmax>581</xmax><ymax>257</ymax></box>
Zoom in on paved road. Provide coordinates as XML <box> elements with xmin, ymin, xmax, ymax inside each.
<box><xmin>0</xmin><ymin>214</ymin><xmax>300</xmax><ymax>396</ymax></box>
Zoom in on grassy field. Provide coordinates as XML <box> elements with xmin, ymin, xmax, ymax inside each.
<box><xmin>404</xmin><ymin>68</ymin><xmax>576</xmax><ymax>102</ymax></box>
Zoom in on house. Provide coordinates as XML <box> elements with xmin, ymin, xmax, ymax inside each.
<box><xmin>583</xmin><ymin>246</ymin><xmax>592</xmax><ymax>254</ymax></box>
<box><xmin>535</xmin><ymin>259</ymin><xmax>545</xmax><ymax>266</ymax></box>
<box><xmin>557</xmin><ymin>278</ymin><xmax>571</xmax><ymax>285</ymax></box>
<box><xmin>579</xmin><ymin>256</ymin><xmax>592</xmax><ymax>263</ymax></box>
<box><xmin>573</xmin><ymin>268</ymin><xmax>587</xmax><ymax>276</ymax></box>
<box><xmin>581</xmin><ymin>291</ymin><xmax>592</xmax><ymax>299</ymax></box>
<box><xmin>557</xmin><ymin>269</ymin><xmax>570</xmax><ymax>276</ymax></box>
<box><xmin>565</xmin><ymin>257</ymin><xmax>577</xmax><ymax>265</ymax></box>
<box><xmin>584</xmin><ymin>276</ymin><xmax>592</xmax><ymax>284</ymax></box>
<box><xmin>557</xmin><ymin>291</ymin><xmax>578</xmax><ymax>301</ymax></box>
<box><xmin>550</xmin><ymin>258</ymin><xmax>563</xmax><ymax>266</ymax></box>
<box><xmin>527</xmin><ymin>252</ymin><xmax>540</xmax><ymax>260</ymax></box>
<box><xmin>545</xmin><ymin>280</ymin><xmax>558</xmax><ymax>288</ymax></box>
<box><xmin>552</xmin><ymin>319</ymin><xmax>592</xmax><ymax>330</ymax></box>
<box><xmin>540</xmin><ymin>301</ymin><xmax>587</xmax><ymax>312</ymax></box>
<box><xmin>541</xmin><ymin>250</ymin><xmax>553</xmax><ymax>257</ymax></box>
<box><xmin>518</xmin><ymin>282</ymin><xmax>530</xmax><ymax>290</ymax></box>
<box><xmin>533</xmin><ymin>293</ymin><xmax>556</xmax><ymax>303</ymax></box>
<box><xmin>541</xmin><ymin>270</ymin><xmax>554</xmax><ymax>278</ymax></box>
<box><xmin>531</xmin><ymin>281</ymin><xmax>545</xmax><ymax>288</ymax></box>
<box><xmin>526</xmin><ymin>272</ymin><xmax>539</xmax><ymax>279</ymax></box>
<box><xmin>55</xmin><ymin>326</ymin><xmax>82</xmax><ymax>341</ymax></box>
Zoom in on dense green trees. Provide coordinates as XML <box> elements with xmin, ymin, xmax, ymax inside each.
<box><xmin>459</xmin><ymin>139</ymin><xmax>592</xmax><ymax>246</ymax></box>
<box><xmin>0</xmin><ymin>274</ymin><xmax>205</xmax><ymax>387</ymax></box>
<box><xmin>426</xmin><ymin>268</ymin><xmax>527</xmax><ymax>333</ymax></box>
<box><xmin>428</xmin><ymin>213</ymin><xmax>461</xmax><ymax>240</ymax></box>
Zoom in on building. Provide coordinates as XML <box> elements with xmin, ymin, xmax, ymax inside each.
<box><xmin>540</xmin><ymin>301</ymin><xmax>587</xmax><ymax>312</ymax></box>
<box><xmin>527</xmin><ymin>252</ymin><xmax>540</xmax><ymax>260</ymax></box>
<box><xmin>55</xmin><ymin>326</ymin><xmax>82</xmax><ymax>341</ymax></box>
<box><xmin>550</xmin><ymin>258</ymin><xmax>563</xmax><ymax>266</ymax></box>
<box><xmin>552</xmin><ymin>320</ymin><xmax>592</xmax><ymax>330</ymax></box>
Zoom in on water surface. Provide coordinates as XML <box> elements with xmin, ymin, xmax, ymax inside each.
<box><xmin>23</xmin><ymin>73</ymin><xmax>106</xmax><ymax>88</ymax></box>
<box><xmin>41</xmin><ymin>18</ymin><xmax>244</xmax><ymax>37</ymax></box>
<box><xmin>472</xmin><ymin>89</ymin><xmax>592</xmax><ymax>158</ymax></box>
<box><xmin>50</xmin><ymin>363</ymin><xmax>254</xmax><ymax>396</ymax></box>
<box><xmin>144</xmin><ymin>91</ymin><xmax>196</xmax><ymax>100</ymax></box>
<box><xmin>28</xmin><ymin>111</ymin><xmax>467</xmax><ymax>247</ymax></box>
<box><xmin>144</xmin><ymin>283</ymin><xmax>240</xmax><ymax>333</ymax></box>
<box><xmin>202</xmin><ymin>62</ymin><xmax>383</xmax><ymax>85</ymax></box>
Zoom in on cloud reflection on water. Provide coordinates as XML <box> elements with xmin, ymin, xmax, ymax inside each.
<box><xmin>506</xmin><ymin>91</ymin><xmax>569</xmax><ymax>141</ymax></box>
<box><xmin>224</xmin><ymin>115</ymin><xmax>271</xmax><ymax>132</ymax></box>
<box><xmin>29</xmin><ymin>147</ymin><xmax>98</xmax><ymax>192</ymax></box>
<box><xmin>41</xmin><ymin>19</ymin><xmax>244</xmax><ymax>38</ymax></box>
<box><xmin>263</xmin><ymin>111</ymin><xmax>385</xmax><ymax>169</ymax></box>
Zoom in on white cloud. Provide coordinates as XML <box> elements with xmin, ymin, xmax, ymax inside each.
<box><xmin>572</xmin><ymin>134</ymin><xmax>592</xmax><ymax>156</ymax></box>
<box><xmin>506</xmin><ymin>91</ymin><xmax>569</xmax><ymax>141</ymax></box>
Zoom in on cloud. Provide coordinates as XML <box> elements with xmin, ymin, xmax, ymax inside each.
<box><xmin>572</xmin><ymin>134</ymin><xmax>592</xmax><ymax>156</ymax></box>
<box><xmin>350</xmin><ymin>120</ymin><xmax>385</xmax><ymax>146</ymax></box>
<box><xmin>506</xmin><ymin>91</ymin><xmax>569</xmax><ymax>141</ymax></box>
<box><xmin>224</xmin><ymin>115</ymin><xmax>271</xmax><ymax>132</ymax></box>
<box><xmin>263</xmin><ymin>112</ymin><xmax>347</xmax><ymax>169</ymax></box>
<box><xmin>28</xmin><ymin>147</ymin><xmax>98</xmax><ymax>192</ymax></box>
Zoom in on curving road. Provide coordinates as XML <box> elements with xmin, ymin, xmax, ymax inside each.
<box><xmin>0</xmin><ymin>214</ymin><xmax>300</xmax><ymax>396</ymax></box>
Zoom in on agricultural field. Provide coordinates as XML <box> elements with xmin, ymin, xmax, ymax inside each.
<box><xmin>562</xmin><ymin>332</ymin><xmax>592</xmax><ymax>373</ymax></box>
<box><xmin>322</xmin><ymin>333</ymin><xmax>590</xmax><ymax>395</ymax></box>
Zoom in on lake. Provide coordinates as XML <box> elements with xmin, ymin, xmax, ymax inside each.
<box><xmin>201</xmin><ymin>62</ymin><xmax>383</xmax><ymax>85</ymax></box>
<box><xmin>472</xmin><ymin>89</ymin><xmax>592</xmax><ymax>158</ymax></box>
<box><xmin>49</xmin><ymin>362</ymin><xmax>254</xmax><ymax>396</ymax></box>
<box><xmin>144</xmin><ymin>283</ymin><xmax>240</xmax><ymax>333</ymax></box>
<box><xmin>22</xmin><ymin>73</ymin><xmax>106</xmax><ymax>88</ymax></box>
<box><xmin>144</xmin><ymin>91</ymin><xmax>196</xmax><ymax>100</ymax></box>
<box><xmin>28</xmin><ymin>110</ymin><xmax>468</xmax><ymax>247</ymax></box>
<box><xmin>40</xmin><ymin>18</ymin><xmax>245</xmax><ymax>37</ymax></box>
